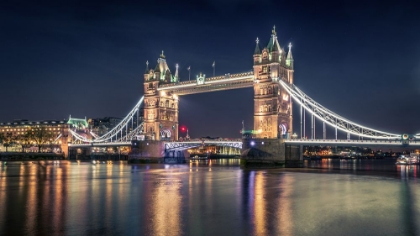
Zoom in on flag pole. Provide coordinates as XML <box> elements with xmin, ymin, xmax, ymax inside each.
<box><xmin>188</xmin><ymin>66</ymin><xmax>191</xmax><ymax>81</ymax></box>
<box><xmin>212</xmin><ymin>61</ymin><xmax>215</xmax><ymax>77</ymax></box>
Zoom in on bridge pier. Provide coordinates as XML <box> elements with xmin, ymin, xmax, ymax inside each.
<box><xmin>240</xmin><ymin>138</ymin><xmax>303</xmax><ymax>168</ymax></box>
<box><xmin>128</xmin><ymin>140</ymin><xmax>165</xmax><ymax>163</ymax></box>
<box><xmin>163</xmin><ymin>150</ymin><xmax>185</xmax><ymax>164</ymax></box>
<box><xmin>240</xmin><ymin>138</ymin><xmax>285</xmax><ymax>167</ymax></box>
<box><xmin>284</xmin><ymin>144</ymin><xmax>303</xmax><ymax>167</ymax></box>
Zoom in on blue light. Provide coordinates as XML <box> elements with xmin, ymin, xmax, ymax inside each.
<box><xmin>250</xmin><ymin>141</ymin><xmax>255</xmax><ymax>146</ymax></box>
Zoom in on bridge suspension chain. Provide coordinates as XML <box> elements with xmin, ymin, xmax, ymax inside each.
<box><xmin>70</xmin><ymin>96</ymin><xmax>145</xmax><ymax>143</ymax></box>
<box><xmin>279</xmin><ymin>80</ymin><xmax>401</xmax><ymax>139</ymax></box>
<box><xmin>116</xmin><ymin>122</ymin><xmax>144</xmax><ymax>142</ymax></box>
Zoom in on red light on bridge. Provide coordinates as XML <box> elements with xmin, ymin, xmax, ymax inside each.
<box><xmin>180</xmin><ymin>126</ymin><xmax>187</xmax><ymax>132</ymax></box>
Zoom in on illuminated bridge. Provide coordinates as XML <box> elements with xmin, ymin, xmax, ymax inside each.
<box><xmin>67</xmin><ymin>26</ymin><xmax>420</xmax><ymax>162</ymax></box>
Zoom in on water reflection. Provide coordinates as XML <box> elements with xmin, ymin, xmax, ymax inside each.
<box><xmin>149</xmin><ymin>167</ymin><xmax>182</xmax><ymax>236</ymax></box>
<box><xmin>0</xmin><ymin>160</ymin><xmax>419</xmax><ymax>235</ymax></box>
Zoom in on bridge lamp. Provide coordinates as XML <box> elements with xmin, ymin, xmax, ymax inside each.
<box><xmin>250</xmin><ymin>141</ymin><xmax>255</xmax><ymax>146</ymax></box>
<box><xmin>160</xmin><ymin>91</ymin><xmax>166</xmax><ymax>96</ymax></box>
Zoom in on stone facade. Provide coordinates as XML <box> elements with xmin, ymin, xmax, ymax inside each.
<box><xmin>253</xmin><ymin>27</ymin><xmax>294</xmax><ymax>139</ymax></box>
<box><xmin>143</xmin><ymin>52</ymin><xmax>179</xmax><ymax>141</ymax></box>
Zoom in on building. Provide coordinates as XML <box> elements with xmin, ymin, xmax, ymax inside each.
<box><xmin>88</xmin><ymin>117</ymin><xmax>123</xmax><ymax>136</ymax></box>
<box><xmin>253</xmin><ymin>26</ymin><xmax>294</xmax><ymax>138</ymax></box>
<box><xmin>143</xmin><ymin>51</ymin><xmax>179</xmax><ymax>141</ymax></box>
<box><xmin>0</xmin><ymin>117</ymin><xmax>90</xmax><ymax>157</ymax></box>
<box><xmin>0</xmin><ymin>119</ymin><xmax>70</xmax><ymax>155</ymax></box>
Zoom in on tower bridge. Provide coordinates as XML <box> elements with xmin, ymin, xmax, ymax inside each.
<box><xmin>67</xmin><ymin>26</ymin><xmax>420</xmax><ymax>165</ymax></box>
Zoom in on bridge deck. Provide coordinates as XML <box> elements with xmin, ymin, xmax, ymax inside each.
<box><xmin>157</xmin><ymin>72</ymin><xmax>254</xmax><ymax>95</ymax></box>
<box><xmin>284</xmin><ymin>139</ymin><xmax>415</xmax><ymax>146</ymax></box>
<box><xmin>68</xmin><ymin>139</ymin><xmax>420</xmax><ymax>148</ymax></box>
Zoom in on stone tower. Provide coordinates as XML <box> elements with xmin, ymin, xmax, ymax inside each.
<box><xmin>253</xmin><ymin>26</ymin><xmax>294</xmax><ymax>138</ymax></box>
<box><xmin>143</xmin><ymin>51</ymin><xmax>179</xmax><ymax>141</ymax></box>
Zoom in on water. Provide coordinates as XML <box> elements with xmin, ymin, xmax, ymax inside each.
<box><xmin>0</xmin><ymin>159</ymin><xmax>419</xmax><ymax>235</ymax></box>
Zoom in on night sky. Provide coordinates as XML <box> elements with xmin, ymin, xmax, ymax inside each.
<box><xmin>1</xmin><ymin>1</ymin><xmax>420</xmax><ymax>139</ymax></box>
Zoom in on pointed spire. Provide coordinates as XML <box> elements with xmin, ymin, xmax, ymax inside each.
<box><xmin>267</xmin><ymin>25</ymin><xmax>279</xmax><ymax>52</ymax></box>
<box><xmin>154</xmin><ymin>62</ymin><xmax>160</xmax><ymax>72</ymax></box>
<box><xmin>145</xmin><ymin>60</ymin><xmax>149</xmax><ymax>73</ymax></box>
<box><xmin>287</xmin><ymin>43</ymin><xmax>293</xmax><ymax>59</ymax></box>
<box><xmin>254</xmin><ymin>37</ymin><xmax>261</xmax><ymax>55</ymax></box>
<box><xmin>175</xmin><ymin>63</ymin><xmax>179</xmax><ymax>81</ymax></box>
<box><xmin>272</xmin><ymin>37</ymin><xmax>279</xmax><ymax>52</ymax></box>
<box><xmin>286</xmin><ymin>42</ymin><xmax>294</xmax><ymax>68</ymax></box>
<box><xmin>160</xmin><ymin>50</ymin><xmax>165</xmax><ymax>58</ymax></box>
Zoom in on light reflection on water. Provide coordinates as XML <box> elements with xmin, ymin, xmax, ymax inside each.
<box><xmin>0</xmin><ymin>159</ymin><xmax>419</xmax><ymax>235</ymax></box>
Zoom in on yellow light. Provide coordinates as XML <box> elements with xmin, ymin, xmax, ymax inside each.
<box><xmin>160</xmin><ymin>91</ymin><xmax>166</xmax><ymax>96</ymax></box>
<box><xmin>173</xmin><ymin>94</ymin><xmax>178</xmax><ymax>100</ymax></box>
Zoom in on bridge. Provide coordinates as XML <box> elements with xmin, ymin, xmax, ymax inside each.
<box><xmin>67</xmin><ymin>26</ymin><xmax>420</xmax><ymax>164</ymax></box>
<box><xmin>69</xmin><ymin>140</ymin><xmax>243</xmax><ymax>149</ymax></box>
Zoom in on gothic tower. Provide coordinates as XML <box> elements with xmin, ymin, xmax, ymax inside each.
<box><xmin>143</xmin><ymin>51</ymin><xmax>179</xmax><ymax>141</ymax></box>
<box><xmin>253</xmin><ymin>26</ymin><xmax>294</xmax><ymax>138</ymax></box>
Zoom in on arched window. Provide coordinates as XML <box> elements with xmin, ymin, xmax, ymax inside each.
<box><xmin>165</xmin><ymin>100</ymin><xmax>169</xmax><ymax>108</ymax></box>
<box><xmin>171</xmin><ymin>103</ymin><xmax>174</xmax><ymax>108</ymax></box>
<box><xmin>263</xmin><ymin>88</ymin><xmax>267</xmax><ymax>95</ymax></box>
<box><xmin>160</xmin><ymin>101</ymin><xmax>164</xmax><ymax>107</ymax></box>
<box><xmin>264</xmin><ymin>105</ymin><xmax>268</xmax><ymax>112</ymax></box>
<box><xmin>268</xmin><ymin>105</ymin><xmax>271</xmax><ymax>112</ymax></box>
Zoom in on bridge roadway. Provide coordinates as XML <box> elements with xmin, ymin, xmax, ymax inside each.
<box><xmin>68</xmin><ymin>140</ymin><xmax>243</xmax><ymax>149</ymax></box>
<box><xmin>68</xmin><ymin>139</ymin><xmax>420</xmax><ymax>149</ymax></box>
<box><xmin>156</xmin><ymin>72</ymin><xmax>254</xmax><ymax>95</ymax></box>
<box><xmin>284</xmin><ymin>139</ymin><xmax>420</xmax><ymax>146</ymax></box>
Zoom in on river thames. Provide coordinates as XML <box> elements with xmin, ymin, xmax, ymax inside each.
<box><xmin>0</xmin><ymin>159</ymin><xmax>419</xmax><ymax>235</ymax></box>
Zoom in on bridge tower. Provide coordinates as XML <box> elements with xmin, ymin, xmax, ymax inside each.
<box><xmin>143</xmin><ymin>51</ymin><xmax>179</xmax><ymax>141</ymax></box>
<box><xmin>253</xmin><ymin>26</ymin><xmax>294</xmax><ymax>138</ymax></box>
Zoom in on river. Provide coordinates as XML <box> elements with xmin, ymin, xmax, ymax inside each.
<box><xmin>0</xmin><ymin>159</ymin><xmax>419</xmax><ymax>235</ymax></box>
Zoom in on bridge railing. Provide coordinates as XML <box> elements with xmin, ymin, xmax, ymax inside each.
<box><xmin>284</xmin><ymin>139</ymin><xmax>404</xmax><ymax>144</ymax></box>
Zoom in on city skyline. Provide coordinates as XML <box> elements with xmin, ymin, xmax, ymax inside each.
<box><xmin>1</xmin><ymin>1</ymin><xmax>420</xmax><ymax>138</ymax></box>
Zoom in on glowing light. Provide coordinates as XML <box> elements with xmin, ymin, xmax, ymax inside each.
<box><xmin>250</xmin><ymin>141</ymin><xmax>255</xmax><ymax>146</ymax></box>
<box><xmin>160</xmin><ymin>91</ymin><xmax>166</xmax><ymax>96</ymax></box>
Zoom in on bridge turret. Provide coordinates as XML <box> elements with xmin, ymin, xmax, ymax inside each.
<box><xmin>143</xmin><ymin>51</ymin><xmax>180</xmax><ymax>141</ymax></box>
<box><xmin>254</xmin><ymin>37</ymin><xmax>261</xmax><ymax>55</ymax></box>
<box><xmin>253</xmin><ymin>26</ymin><xmax>293</xmax><ymax>139</ymax></box>
<box><xmin>253</xmin><ymin>37</ymin><xmax>262</xmax><ymax>65</ymax></box>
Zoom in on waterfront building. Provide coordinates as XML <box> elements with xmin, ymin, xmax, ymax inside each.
<box><xmin>0</xmin><ymin>116</ymin><xmax>89</xmax><ymax>157</ymax></box>
<box><xmin>0</xmin><ymin>119</ymin><xmax>70</xmax><ymax>154</ymax></box>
